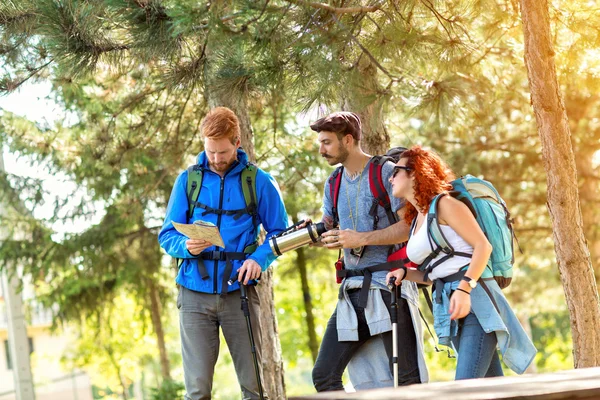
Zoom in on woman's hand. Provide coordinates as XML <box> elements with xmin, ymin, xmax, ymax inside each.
<box><xmin>386</xmin><ymin>269</ymin><xmax>406</xmax><ymax>286</ymax></box>
<box><xmin>449</xmin><ymin>289</ymin><xmax>471</xmax><ymax>320</ymax></box>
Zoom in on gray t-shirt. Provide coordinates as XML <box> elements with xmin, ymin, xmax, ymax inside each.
<box><xmin>323</xmin><ymin>160</ymin><xmax>404</xmax><ymax>287</ymax></box>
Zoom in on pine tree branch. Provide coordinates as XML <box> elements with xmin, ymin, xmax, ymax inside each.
<box><xmin>0</xmin><ymin>58</ymin><xmax>54</xmax><ymax>94</ymax></box>
<box><xmin>580</xmin><ymin>172</ymin><xmax>600</xmax><ymax>182</ymax></box>
<box><xmin>0</xmin><ymin>7</ymin><xmax>35</xmax><ymax>26</ymax></box>
<box><xmin>175</xmin><ymin>84</ymin><xmax>196</xmax><ymax>141</ymax></box>
<box><xmin>470</xmin><ymin>23</ymin><xmax>519</xmax><ymax>66</ymax></box>
<box><xmin>112</xmin><ymin>85</ymin><xmax>168</xmax><ymax>118</ymax></box>
<box><xmin>329</xmin><ymin>13</ymin><xmax>396</xmax><ymax>82</ymax></box>
<box><xmin>226</xmin><ymin>0</ymin><xmax>271</xmax><ymax>34</ymax></box>
<box><xmin>285</xmin><ymin>0</ymin><xmax>383</xmax><ymax>14</ymax></box>
<box><xmin>515</xmin><ymin>226</ymin><xmax>552</xmax><ymax>233</ymax></box>
<box><xmin>420</xmin><ymin>0</ymin><xmax>453</xmax><ymax>40</ymax></box>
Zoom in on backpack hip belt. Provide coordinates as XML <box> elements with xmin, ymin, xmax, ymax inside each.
<box><xmin>200</xmin><ymin>243</ymin><xmax>257</xmax><ymax>295</ymax></box>
<box><xmin>431</xmin><ymin>269</ymin><xmax>499</xmax><ymax>313</ymax></box>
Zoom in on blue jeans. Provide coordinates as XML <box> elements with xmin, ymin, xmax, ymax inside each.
<box><xmin>312</xmin><ymin>289</ymin><xmax>420</xmax><ymax>391</ymax></box>
<box><xmin>451</xmin><ymin>312</ymin><xmax>504</xmax><ymax>380</ymax></box>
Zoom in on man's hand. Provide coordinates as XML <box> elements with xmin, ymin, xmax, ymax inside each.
<box><xmin>321</xmin><ymin>229</ymin><xmax>365</xmax><ymax>250</ymax></box>
<box><xmin>186</xmin><ymin>239</ymin><xmax>212</xmax><ymax>256</ymax></box>
<box><xmin>296</xmin><ymin>218</ymin><xmax>312</xmax><ymax>229</ymax></box>
<box><xmin>237</xmin><ymin>259</ymin><xmax>262</xmax><ymax>285</ymax></box>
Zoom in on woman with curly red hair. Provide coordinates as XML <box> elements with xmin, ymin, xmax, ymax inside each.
<box><xmin>386</xmin><ymin>145</ymin><xmax>536</xmax><ymax>380</ymax></box>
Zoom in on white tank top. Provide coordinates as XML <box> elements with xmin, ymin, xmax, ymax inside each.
<box><xmin>406</xmin><ymin>216</ymin><xmax>473</xmax><ymax>280</ymax></box>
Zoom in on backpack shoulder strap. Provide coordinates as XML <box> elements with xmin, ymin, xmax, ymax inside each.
<box><xmin>241</xmin><ymin>164</ymin><xmax>259</xmax><ymax>224</ymax></box>
<box><xmin>368</xmin><ymin>156</ymin><xmax>397</xmax><ymax>227</ymax></box>
<box><xmin>418</xmin><ymin>193</ymin><xmax>453</xmax><ymax>276</ymax></box>
<box><xmin>427</xmin><ymin>194</ymin><xmax>454</xmax><ymax>254</ymax></box>
<box><xmin>186</xmin><ymin>165</ymin><xmax>203</xmax><ymax>220</ymax></box>
<box><xmin>328</xmin><ymin>166</ymin><xmax>344</xmax><ymax>228</ymax></box>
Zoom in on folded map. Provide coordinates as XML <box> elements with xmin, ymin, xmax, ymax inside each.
<box><xmin>172</xmin><ymin>220</ymin><xmax>225</xmax><ymax>248</ymax></box>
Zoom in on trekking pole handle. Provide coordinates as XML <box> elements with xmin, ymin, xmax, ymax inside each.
<box><xmin>388</xmin><ymin>276</ymin><xmax>396</xmax><ymax>291</ymax></box>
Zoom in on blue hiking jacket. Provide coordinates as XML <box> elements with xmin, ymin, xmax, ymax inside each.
<box><xmin>158</xmin><ymin>148</ymin><xmax>288</xmax><ymax>294</ymax></box>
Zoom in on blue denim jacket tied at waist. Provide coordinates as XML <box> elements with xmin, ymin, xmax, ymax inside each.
<box><xmin>433</xmin><ymin>278</ymin><xmax>537</xmax><ymax>375</ymax></box>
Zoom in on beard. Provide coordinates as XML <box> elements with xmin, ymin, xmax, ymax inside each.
<box><xmin>322</xmin><ymin>143</ymin><xmax>349</xmax><ymax>165</ymax></box>
<box><xmin>209</xmin><ymin>160</ymin><xmax>234</xmax><ymax>172</ymax></box>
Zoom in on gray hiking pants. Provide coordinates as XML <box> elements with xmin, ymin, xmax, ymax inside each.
<box><xmin>178</xmin><ymin>285</ymin><xmax>268</xmax><ymax>400</ymax></box>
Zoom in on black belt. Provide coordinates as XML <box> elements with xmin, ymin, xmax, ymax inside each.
<box><xmin>433</xmin><ymin>270</ymin><xmax>467</xmax><ymax>305</ymax></box>
<box><xmin>337</xmin><ymin>260</ymin><xmax>403</xmax><ymax>308</ymax></box>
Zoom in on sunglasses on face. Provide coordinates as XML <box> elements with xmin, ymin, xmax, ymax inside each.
<box><xmin>392</xmin><ymin>165</ymin><xmax>412</xmax><ymax>178</ymax></box>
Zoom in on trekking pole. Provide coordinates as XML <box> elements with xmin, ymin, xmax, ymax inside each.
<box><xmin>239</xmin><ymin>283</ymin><xmax>265</xmax><ymax>400</ymax></box>
<box><xmin>388</xmin><ymin>277</ymin><xmax>400</xmax><ymax>388</ymax></box>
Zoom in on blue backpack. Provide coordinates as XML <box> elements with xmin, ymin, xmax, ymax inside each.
<box><xmin>418</xmin><ymin>175</ymin><xmax>517</xmax><ymax>288</ymax></box>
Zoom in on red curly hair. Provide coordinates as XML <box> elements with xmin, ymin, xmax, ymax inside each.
<box><xmin>401</xmin><ymin>146</ymin><xmax>455</xmax><ymax>225</ymax></box>
<box><xmin>201</xmin><ymin>107</ymin><xmax>241</xmax><ymax>145</ymax></box>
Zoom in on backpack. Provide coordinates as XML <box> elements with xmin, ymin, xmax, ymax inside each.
<box><xmin>418</xmin><ymin>174</ymin><xmax>517</xmax><ymax>289</ymax></box>
<box><xmin>186</xmin><ymin>163</ymin><xmax>259</xmax><ymax>225</ymax></box>
<box><xmin>176</xmin><ymin>163</ymin><xmax>259</xmax><ymax>284</ymax></box>
<box><xmin>329</xmin><ymin>147</ymin><xmax>418</xmax><ymax>285</ymax></box>
<box><xmin>328</xmin><ymin>146</ymin><xmax>407</xmax><ymax>231</ymax></box>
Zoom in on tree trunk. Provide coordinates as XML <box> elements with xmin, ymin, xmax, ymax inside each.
<box><xmin>255</xmin><ymin>267</ymin><xmax>287</xmax><ymax>400</ymax></box>
<box><xmin>296</xmin><ymin>245</ymin><xmax>319</xmax><ymax>362</ymax></box>
<box><xmin>341</xmin><ymin>56</ymin><xmax>390</xmax><ymax>155</ymax></box>
<box><xmin>574</xmin><ymin>149</ymin><xmax>600</xmax><ymax>283</ymax></box>
<box><xmin>520</xmin><ymin>0</ymin><xmax>600</xmax><ymax>367</ymax></box>
<box><xmin>148</xmin><ymin>279</ymin><xmax>171</xmax><ymax>380</ymax></box>
<box><xmin>106</xmin><ymin>345</ymin><xmax>129</xmax><ymax>400</ymax></box>
<box><xmin>206</xmin><ymin>88</ymin><xmax>286</xmax><ymax>397</ymax></box>
<box><xmin>565</xmin><ymin>95</ymin><xmax>600</xmax><ymax>285</ymax></box>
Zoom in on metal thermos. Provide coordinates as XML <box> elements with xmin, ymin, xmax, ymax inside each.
<box><xmin>270</xmin><ymin>222</ymin><xmax>327</xmax><ymax>256</ymax></box>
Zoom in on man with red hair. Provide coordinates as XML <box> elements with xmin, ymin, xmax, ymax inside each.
<box><xmin>159</xmin><ymin>107</ymin><xmax>288</xmax><ymax>399</ymax></box>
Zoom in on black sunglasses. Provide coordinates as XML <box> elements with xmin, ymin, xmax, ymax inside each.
<box><xmin>392</xmin><ymin>165</ymin><xmax>411</xmax><ymax>178</ymax></box>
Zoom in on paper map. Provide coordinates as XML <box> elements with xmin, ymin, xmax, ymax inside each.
<box><xmin>172</xmin><ymin>220</ymin><xmax>225</xmax><ymax>248</ymax></box>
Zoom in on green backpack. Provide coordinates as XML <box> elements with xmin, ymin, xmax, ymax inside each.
<box><xmin>176</xmin><ymin>164</ymin><xmax>259</xmax><ymax>278</ymax></box>
<box><xmin>185</xmin><ymin>164</ymin><xmax>259</xmax><ymax>224</ymax></box>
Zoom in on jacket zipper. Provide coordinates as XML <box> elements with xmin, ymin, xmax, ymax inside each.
<box><xmin>214</xmin><ymin>176</ymin><xmax>225</xmax><ymax>294</ymax></box>
<box><xmin>212</xmin><ymin>163</ymin><xmax>239</xmax><ymax>294</ymax></box>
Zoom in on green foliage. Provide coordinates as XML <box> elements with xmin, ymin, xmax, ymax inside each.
<box><xmin>148</xmin><ymin>378</ymin><xmax>185</xmax><ymax>400</ymax></box>
<box><xmin>531</xmin><ymin>310</ymin><xmax>574</xmax><ymax>372</ymax></box>
<box><xmin>61</xmin><ymin>293</ymin><xmax>165</xmax><ymax>396</ymax></box>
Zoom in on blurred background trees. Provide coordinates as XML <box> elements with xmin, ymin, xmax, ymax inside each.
<box><xmin>1</xmin><ymin>0</ymin><xmax>599</xmax><ymax>398</ymax></box>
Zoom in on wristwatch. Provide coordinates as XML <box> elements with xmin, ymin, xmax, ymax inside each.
<box><xmin>461</xmin><ymin>276</ymin><xmax>478</xmax><ymax>289</ymax></box>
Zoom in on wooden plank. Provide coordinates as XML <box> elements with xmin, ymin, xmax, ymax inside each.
<box><xmin>289</xmin><ymin>367</ymin><xmax>600</xmax><ymax>400</ymax></box>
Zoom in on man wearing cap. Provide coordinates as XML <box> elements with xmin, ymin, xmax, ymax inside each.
<box><xmin>310</xmin><ymin>111</ymin><xmax>426</xmax><ymax>391</ymax></box>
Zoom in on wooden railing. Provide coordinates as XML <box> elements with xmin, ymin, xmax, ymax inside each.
<box><xmin>290</xmin><ymin>367</ymin><xmax>600</xmax><ymax>400</ymax></box>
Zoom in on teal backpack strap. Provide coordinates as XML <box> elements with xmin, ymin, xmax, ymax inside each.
<box><xmin>427</xmin><ymin>194</ymin><xmax>453</xmax><ymax>253</ymax></box>
<box><xmin>418</xmin><ymin>194</ymin><xmax>450</xmax><ymax>277</ymax></box>
<box><xmin>421</xmin><ymin>193</ymin><xmax>476</xmax><ymax>280</ymax></box>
